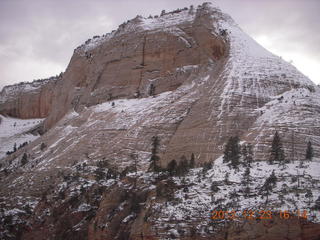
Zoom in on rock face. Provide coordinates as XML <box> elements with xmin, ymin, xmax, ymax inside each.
<box><xmin>41</xmin><ymin>2</ymin><xmax>320</xmax><ymax>165</ymax></box>
<box><xmin>44</xmin><ymin>7</ymin><xmax>226</xmax><ymax>131</ymax></box>
<box><xmin>0</xmin><ymin>2</ymin><xmax>320</xmax><ymax>240</ymax></box>
<box><xmin>0</xmin><ymin>76</ymin><xmax>61</xmax><ymax>119</ymax></box>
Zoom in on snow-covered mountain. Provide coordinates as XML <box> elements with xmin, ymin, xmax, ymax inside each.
<box><xmin>0</xmin><ymin>2</ymin><xmax>320</xmax><ymax>240</ymax></box>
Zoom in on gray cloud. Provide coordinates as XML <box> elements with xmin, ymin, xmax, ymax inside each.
<box><xmin>0</xmin><ymin>0</ymin><xmax>319</xmax><ymax>90</ymax></box>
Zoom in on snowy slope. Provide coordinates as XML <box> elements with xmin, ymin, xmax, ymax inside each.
<box><xmin>0</xmin><ymin>115</ymin><xmax>44</xmax><ymax>160</ymax></box>
<box><xmin>207</xmin><ymin>5</ymin><xmax>315</xmax><ymax>121</ymax></box>
<box><xmin>151</xmin><ymin>156</ymin><xmax>320</xmax><ymax>236</ymax></box>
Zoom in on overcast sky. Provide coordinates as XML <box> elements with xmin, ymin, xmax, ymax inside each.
<box><xmin>0</xmin><ymin>0</ymin><xmax>319</xmax><ymax>90</ymax></box>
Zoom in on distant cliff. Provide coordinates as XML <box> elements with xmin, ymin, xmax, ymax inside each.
<box><xmin>0</xmin><ymin>75</ymin><xmax>61</xmax><ymax>119</ymax></box>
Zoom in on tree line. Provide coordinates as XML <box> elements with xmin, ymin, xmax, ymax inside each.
<box><xmin>223</xmin><ymin>131</ymin><xmax>314</xmax><ymax>169</ymax></box>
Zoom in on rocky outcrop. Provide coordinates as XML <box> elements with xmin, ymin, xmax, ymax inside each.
<box><xmin>0</xmin><ymin>76</ymin><xmax>61</xmax><ymax>119</ymax></box>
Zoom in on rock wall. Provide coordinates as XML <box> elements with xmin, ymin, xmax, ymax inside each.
<box><xmin>44</xmin><ymin>6</ymin><xmax>226</xmax><ymax>130</ymax></box>
<box><xmin>0</xmin><ymin>76</ymin><xmax>60</xmax><ymax>119</ymax></box>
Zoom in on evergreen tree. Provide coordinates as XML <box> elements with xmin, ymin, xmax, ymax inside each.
<box><xmin>230</xmin><ymin>136</ymin><xmax>241</xmax><ymax>169</ymax></box>
<box><xmin>149</xmin><ymin>84</ymin><xmax>156</xmax><ymax>96</ymax></box>
<box><xmin>269</xmin><ymin>131</ymin><xmax>285</xmax><ymax>165</ymax></box>
<box><xmin>149</xmin><ymin>136</ymin><xmax>161</xmax><ymax>171</ymax></box>
<box><xmin>306</xmin><ymin>141</ymin><xmax>314</xmax><ymax>161</ymax></box>
<box><xmin>223</xmin><ymin>136</ymin><xmax>241</xmax><ymax>168</ymax></box>
<box><xmin>242</xmin><ymin>144</ymin><xmax>248</xmax><ymax>165</ymax></box>
<box><xmin>223</xmin><ymin>137</ymin><xmax>232</xmax><ymax>163</ymax></box>
<box><xmin>190</xmin><ymin>153</ymin><xmax>195</xmax><ymax>168</ymax></box>
<box><xmin>40</xmin><ymin>143</ymin><xmax>47</xmax><ymax>151</ymax></box>
<box><xmin>224</xmin><ymin>172</ymin><xmax>230</xmax><ymax>185</ymax></box>
<box><xmin>268</xmin><ymin>170</ymin><xmax>277</xmax><ymax>186</ymax></box>
<box><xmin>242</xmin><ymin>167</ymin><xmax>250</xmax><ymax>186</ymax></box>
<box><xmin>242</xmin><ymin>166</ymin><xmax>251</xmax><ymax>197</ymax></box>
<box><xmin>246</xmin><ymin>143</ymin><xmax>254</xmax><ymax>167</ymax></box>
<box><xmin>261</xmin><ymin>170</ymin><xmax>277</xmax><ymax>203</ymax></box>
<box><xmin>21</xmin><ymin>153</ymin><xmax>28</xmax><ymax>166</ymax></box>
<box><xmin>242</xmin><ymin>143</ymin><xmax>254</xmax><ymax>167</ymax></box>
<box><xmin>177</xmin><ymin>155</ymin><xmax>189</xmax><ymax>175</ymax></box>
<box><xmin>167</xmin><ymin>160</ymin><xmax>177</xmax><ymax>176</ymax></box>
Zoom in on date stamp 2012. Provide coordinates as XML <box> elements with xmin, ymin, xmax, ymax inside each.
<box><xmin>211</xmin><ymin>209</ymin><xmax>308</xmax><ymax>220</ymax></box>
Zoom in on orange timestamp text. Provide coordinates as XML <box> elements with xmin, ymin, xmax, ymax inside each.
<box><xmin>211</xmin><ymin>209</ymin><xmax>308</xmax><ymax>220</ymax></box>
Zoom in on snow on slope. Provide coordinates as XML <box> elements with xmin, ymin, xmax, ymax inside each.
<box><xmin>0</xmin><ymin>115</ymin><xmax>44</xmax><ymax>160</ymax></box>
<box><xmin>152</xmin><ymin>157</ymin><xmax>320</xmax><ymax>236</ymax></box>
<box><xmin>208</xmin><ymin>5</ymin><xmax>315</xmax><ymax>120</ymax></box>
<box><xmin>140</xmin><ymin>9</ymin><xmax>195</xmax><ymax>32</ymax></box>
<box><xmin>255</xmin><ymin>88</ymin><xmax>320</xmax><ymax>126</ymax></box>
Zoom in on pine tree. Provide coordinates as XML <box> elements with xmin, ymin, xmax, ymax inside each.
<box><xmin>242</xmin><ymin>144</ymin><xmax>248</xmax><ymax>165</ymax></box>
<box><xmin>224</xmin><ymin>172</ymin><xmax>230</xmax><ymax>185</ymax></box>
<box><xmin>223</xmin><ymin>137</ymin><xmax>232</xmax><ymax>163</ymax></box>
<box><xmin>246</xmin><ymin>143</ymin><xmax>254</xmax><ymax>167</ymax></box>
<box><xmin>261</xmin><ymin>180</ymin><xmax>272</xmax><ymax>203</ymax></box>
<box><xmin>230</xmin><ymin>136</ymin><xmax>241</xmax><ymax>169</ymax></box>
<box><xmin>190</xmin><ymin>153</ymin><xmax>195</xmax><ymax>168</ymax></box>
<box><xmin>149</xmin><ymin>83</ymin><xmax>155</xmax><ymax>96</ymax></box>
<box><xmin>242</xmin><ymin>167</ymin><xmax>250</xmax><ymax>186</ymax></box>
<box><xmin>40</xmin><ymin>143</ymin><xmax>47</xmax><ymax>151</ymax></box>
<box><xmin>21</xmin><ymin>153</ymin><xmax>28</xmax><ymax>166</ymax></box>
<box><xmin>268</xmin><ymin>170</ymin><xmax>277</xmax><ymax>186</ymax></box>
<box><xmin>306</xmin><ymin>141</ymin><xmax>314</xmax><ymax>161</ymax></box>
<box><xmin>242</xmin><ymin>165</ymin><xmax>251</xmax><ymax>197</ymax></box>
<box><xmin>223</xmin><ymin>136</ymin><xmax>240</xmax><ymax>167</ymax></box>
<box><xmin>167</xmin><ymin>160</ymin><xmax>177</xmax><ymax>176</ymax></box>
<box><xmin>177</xmin><ymin>155</ymin><xmax>189</xmax><ymax>175</ymax></box>
<box><xmin>149</xmin><ymin>136</ymin><xmax>161</xmax><ymax>172</ymax></box>
<box><xmin>261</xmin><ymin>170</ymin><xmax>277</xmax><ymax>203</ymax></box>
<box><xmin>242</xmin><ymin>143</ymin><xmax>254</xmax><ymax>167</ymax></box>
<box><xmin>269</xmin><ymin>131</ymin><xmax>285</xmax><ymax>165</ymax></box>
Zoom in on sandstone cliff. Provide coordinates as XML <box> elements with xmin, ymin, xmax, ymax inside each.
<box><xmin>0</xmin><ymin>75</ymin><xmax>61</xmax><ymax>119</ymax></box>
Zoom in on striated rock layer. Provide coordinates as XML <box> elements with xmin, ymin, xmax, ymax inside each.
<box><xmin>0</xmin><ymin>76</ymin><xmax>61</xmax><ymax>119</ymax></box>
